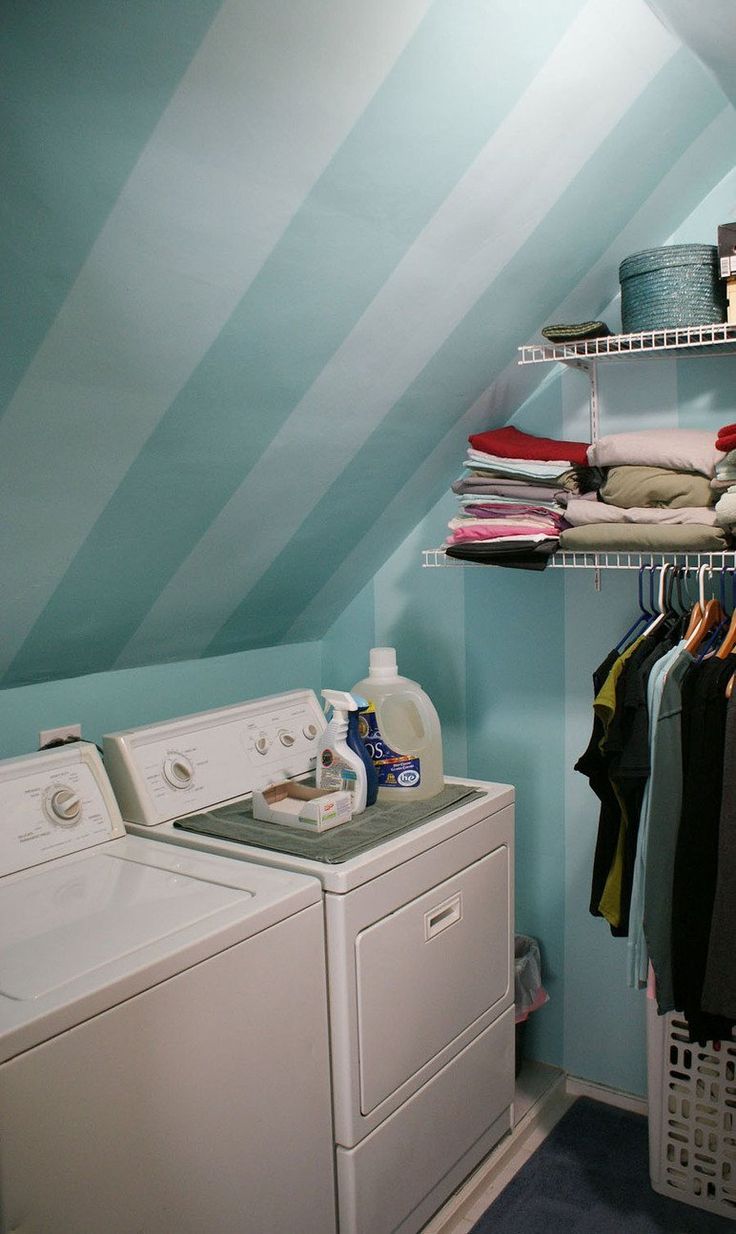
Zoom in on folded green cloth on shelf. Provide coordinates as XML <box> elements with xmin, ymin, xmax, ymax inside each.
<box><xmin>599</xmin><ymin>465</ymin><xmax>714</xmax><ymax>510</ymax></box>
<box><xmin>541</xmin><ymin>320</ymin><xmax>611</xmax><ymax>343</ymax></box>
<box><xmin>558</xmin><ymin>523</ymin><xmax>730</xmax><ymax>552</ymax></box>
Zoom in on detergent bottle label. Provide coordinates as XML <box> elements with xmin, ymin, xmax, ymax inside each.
<box><xmin>357</xmin><ymin>705</ymin><xmax>421</xmax><ymax>788</ymax></box>
<box><xmin>319</xmin><ymin>747</ymin><xmax>359</xmax><ymax>795</ymax></box>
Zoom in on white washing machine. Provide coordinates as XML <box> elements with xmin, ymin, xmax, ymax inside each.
<box><xmin>103</xmin><ymin>690</ymin><xmax>515</xmax><ymax>1234</ymax></box>
<box><xmin>0</xmin><ymin>743</ymin><xmax>336</xmax><ymax>1234</ymax></box>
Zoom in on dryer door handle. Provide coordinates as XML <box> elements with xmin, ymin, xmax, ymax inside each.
<box><xmin>424</xmin><ymin>892</ymin><xmax>462</xmax><ymax>941</ymax></box>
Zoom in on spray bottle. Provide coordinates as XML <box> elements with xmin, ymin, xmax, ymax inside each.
<box><xmin>348</xmin><ymin>694</ymin><xmax>378</xmax><ymax>807</ymax></box>
<box><xmin>316</xmin><ymin>690</ymin><xmax>368</xmax><ymax>814</ymax></box>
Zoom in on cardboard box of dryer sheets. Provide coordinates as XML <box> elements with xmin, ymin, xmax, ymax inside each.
<box><xmin>252</xmin><ymin>781</ymin><xmax>353</xmax><ymax>832</ymax></box>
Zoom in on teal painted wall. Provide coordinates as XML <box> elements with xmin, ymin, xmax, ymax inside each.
<box><xmin>465</xmin><ymin>565</ymin><xmax>566</xmax><ymax>1071</ymax></box>
<box><xmin>3</xmin><ymin>0</ymin><xmax>735</xmax><ymax>1099</ymax></box>
<box><xmin>4</xmin><ymin>0</ymin><xmax>733</xmax><ymax>687</ymax></box>
<box><xmin>0</xmin><ymin>641</ymin><xmax>322</xmax><ymax>761</ymax></box>
<box><xmin>323</xmin><ymin>494</ymin><xmax>468</xmax><ymax>778</ymax></box>
<box><xmin>321</xmin><ymin>165</ymin><xmax>736</xmax><ymax>1094</ymax></box>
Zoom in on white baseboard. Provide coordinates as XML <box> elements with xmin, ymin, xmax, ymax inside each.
<box><xmin>565</xmin><ymin>1074</ymin><xmax>648</xmax><ymax>1117</ymax></box>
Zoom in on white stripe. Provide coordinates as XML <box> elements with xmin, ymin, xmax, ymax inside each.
<box><xmin>118</xmin><ymin>0</ymin><xmax>677</xmax><ymax>664</ymax></box>
<box><xmin>0</xmin><ymin>0</ymin><xmax>430</xmax><ymax>674</ymax></box>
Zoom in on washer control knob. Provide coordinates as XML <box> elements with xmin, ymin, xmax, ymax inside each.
<box><xmin>302</xmin><ymin>723</ymin><xmax>319</xmax><ymax>741</ymax></box>
<box><xmin>163</xmin><ymin>755</ymin><xmax>195</xmax><ymax>789</ymax></box>
<box><xmin>279</xmin><ymin>730</ymin><xmax>295</xmax><ymax>748</ymax></box>
<box><xmin>255</xmin><ymin>734</ymin><xmax>270</xmax><ymax>755</ymax></box>
<box><xmin>48</xmin><ymin>787</ymin><xmax>82</xmax><ymax>825</ymax></box>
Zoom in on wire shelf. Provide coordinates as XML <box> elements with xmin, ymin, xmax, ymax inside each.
<box><xmin>422</xmin><ymin>548</ymin><xmax>736</xmax><ymax>571</ymax></box>
<box><xmin>518</xmin><ymin>322</ymin><xmax>736</xmax><ymax>366</ymax></box>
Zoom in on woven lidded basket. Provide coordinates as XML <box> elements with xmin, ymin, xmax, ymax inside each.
<box><xmin>619</xmin><ymin>243</ymin><xmax>725</xmax><ymax>333</ymax></box>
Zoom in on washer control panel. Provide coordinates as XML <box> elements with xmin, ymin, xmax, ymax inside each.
<box><xmin>103</xmin><ymin>689</ymin><xmax>328</xmax><ymax>826</ymax></box>
<box><xmin>0</xmin><ymin>745</ymin><xmax>126</xmax><ymax>878</ymax></box>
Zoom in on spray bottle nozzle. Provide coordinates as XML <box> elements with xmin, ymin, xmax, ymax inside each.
<box><xmin>321</xmin><ymin>689</ymin><xmax>359</xmax><ymax>715</ymax></box>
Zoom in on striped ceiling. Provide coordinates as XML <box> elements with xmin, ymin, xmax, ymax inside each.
<box><xmin>2</xmin><ymin>0</ymin><xmax>735</xmax><ymax>687</ymax></box>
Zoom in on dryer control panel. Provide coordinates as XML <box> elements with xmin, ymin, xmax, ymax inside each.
<box><xmin>0</xmin><ymin>745</ymin><xmax>126</xmax><ymax>877</ymax></box>
<box><xmin>103</xmin><ymin>690</ymin><xmax>328</xmax><ymax>826</ymax></box>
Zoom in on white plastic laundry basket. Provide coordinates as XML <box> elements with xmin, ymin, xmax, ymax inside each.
<box><xmin>647</xmin><ymin>998</ymin><xmax>736</xmax><ymax>1218</ymax></box>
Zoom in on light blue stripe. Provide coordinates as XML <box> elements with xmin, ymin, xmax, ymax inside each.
<box><xmin>206</xmin><ymin>45</ymin><xmax>727</xmax><ymax>653</ymax></box>
<box><xmin>0</xmin><ymin>0</ymin><xmax>223</xmax><ymax>415</ymax></box>
<box><xmin>5</xmin><ymin>0</ymin><xmax>585</xmax><ymax>686</ymax></box>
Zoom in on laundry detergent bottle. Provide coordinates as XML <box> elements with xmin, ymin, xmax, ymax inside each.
<box><xmin>352</xmin><ymin>648</ymin><xmax>444</xmax><ymax>801</ymax></box>
<box><xmin>316</xmin><ymin>690</ymin><xmax>368</xmax><ymax>814</ymax></box>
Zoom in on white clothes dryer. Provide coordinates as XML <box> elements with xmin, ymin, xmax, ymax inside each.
<box><xmin>0</xmin><ymin>743</ymin><xmax>336</xmax><ymax>1234</ymax></box>
<box><xmin>104</xmin><ymin>691</ymin><xmax>515</xmax><ymax>1234</ymax></box>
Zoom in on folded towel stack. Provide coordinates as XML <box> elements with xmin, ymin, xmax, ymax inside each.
<box><xmin>447</xmin><ymin>426</ymin><xmax>733</xmax><ymax>565</ymax></box>
<box><xmin>446</xmin><ymin>427</ymin><xmax>585</xmax><ymax>567</ymax></box>
<box><xmin>558</xmin><ymin>428</ymin><xmax>730</xmax><ymax>553</ymax></box>
<box><xmin>712</xmin><ymin>422</ymin><xmax>736</xmax><ymax>531</ymax></box>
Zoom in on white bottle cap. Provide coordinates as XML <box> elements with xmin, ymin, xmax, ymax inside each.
<box><xmin>369</xmin><ymin>647</ymin><xmax>397</xmax><ymax>678</ymax></box>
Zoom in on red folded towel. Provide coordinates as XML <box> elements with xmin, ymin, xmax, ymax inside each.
<box><xmin>468</xmin><ymin>425</ymin><xmax>589</xmax><ymax>465</ymax></box>
<box><xmin>715</xmin><ymin>422</ymin><xmax>736</xmax><ymax>450</ymax></box>
<box><xmin>716</xmin><ymin>428</ymin><xmax>736</xmax><ymax>452</ymax></box>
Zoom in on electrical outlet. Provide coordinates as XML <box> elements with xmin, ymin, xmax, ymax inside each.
<box><xmin>39</xmin><ymin>724</ymin><xmax>82</xmax><ymax>749</ymax></box>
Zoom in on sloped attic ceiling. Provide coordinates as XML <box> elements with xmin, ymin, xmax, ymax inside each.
<box><xmin>2</xmin><ymin>0</ymin><xmax>735</xmax><ymax>688</ymax></box>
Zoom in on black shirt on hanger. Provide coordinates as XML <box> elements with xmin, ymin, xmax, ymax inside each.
<box><xmin>671</xmin><ymin>654</ymin><xmax>736</xmax><ymax>1045</ymax></box>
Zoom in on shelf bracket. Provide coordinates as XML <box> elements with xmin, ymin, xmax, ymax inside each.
<box><xmin>560</xmin><ymin>357</ymin><xmax>600</xmax><ymax>444</ymax></box>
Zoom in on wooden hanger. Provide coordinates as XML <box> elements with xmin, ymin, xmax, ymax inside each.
<box><xmin>684</xmin><ymin>564</ymin><xmax>725</xmax><ymax>654</ymax></box>
<box><xmin>716</xmin><ymin>569</ymin><xmax>736</xmax><ymax>659</ymax></box>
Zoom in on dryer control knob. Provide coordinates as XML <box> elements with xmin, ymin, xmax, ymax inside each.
<box><xmin>255</xmin><ymin>734</ymin><xmax>270</xmax><ymax>755</ymax></box>
<box><xmin>302</xmin><ymin>723</ymin><xmax>319</xmax><ymax>740</ymax></box>
<box><xmin>48</xmin><ymin>787</ymin><xmax>82</xmax><ymax>825</ymax></box>
<box><xmin>279</xmin><ymin>730</ymin><xmax>295</xmax><ymax>747</ymax></box>
<box><xmin>163</xmin><ymin>755</ymin><xmax>195</xmax><ymax>789</ymax></box>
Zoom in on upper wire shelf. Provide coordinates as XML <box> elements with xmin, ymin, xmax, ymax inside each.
<box><xmin>518</xmin><ymin>322</ymin><xmax>736</xmax><ymax>366</ymax></box>
<box><xmin>422</xmin><ymin>548</ymin><xmax>736</xmax><ymax>572</ymax></box>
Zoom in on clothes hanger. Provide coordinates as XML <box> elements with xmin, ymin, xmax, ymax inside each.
<box><xmin>641</xmin><ymin>562</ymin><xmax>672</xmax><ymax>638</ymax></box>
<box><xmin>614</xmin><ymin>565</ymin><xmax>653</xmax><ymax>652</ymax></box>
<box><xmin>684</xmin><ymin>564</ymin><xmax>726</xmax><ymax>655</ymax></box>
<box><xmin>716</xmin><ymin>568</ymin><xmax>736</xmax><ymax>660</ymax></box>
<box><xmin>664</xmin><ymin>564</ymin><xmax>684</xmax><ymax>619</ymax></box>
<box><xmin>683</xmin><ymin>564</ymin><xmax>704</xmax><ymax>638</ymax></box>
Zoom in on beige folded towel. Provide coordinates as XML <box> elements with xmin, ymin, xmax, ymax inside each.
<box><xmin>559</xmin><ymin>524</ymin><xmax>730</xmax><ymax>552</ymax></box>
<box><xmin>563</xmin><ymin>500</ymin><xmax>717</xmax><ymax>527</ymax></box>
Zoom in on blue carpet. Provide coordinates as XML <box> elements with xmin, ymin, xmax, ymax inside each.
<box><xmin>469</xmin><ymin>1098</ymin><xmax>736</xmax><ymax>1233</ymax></box>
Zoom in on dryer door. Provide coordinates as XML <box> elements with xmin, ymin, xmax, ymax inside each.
<box><xmin>354</xmin><ymin>845</ymin><xmax>509</xmax><ymax>1115</ymax></box>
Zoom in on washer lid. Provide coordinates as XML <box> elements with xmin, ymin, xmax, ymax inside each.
<box><xmin>0</xmin><ymin>851</ymin><xmax>250</xmax><ymax>1000</ymax></box>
